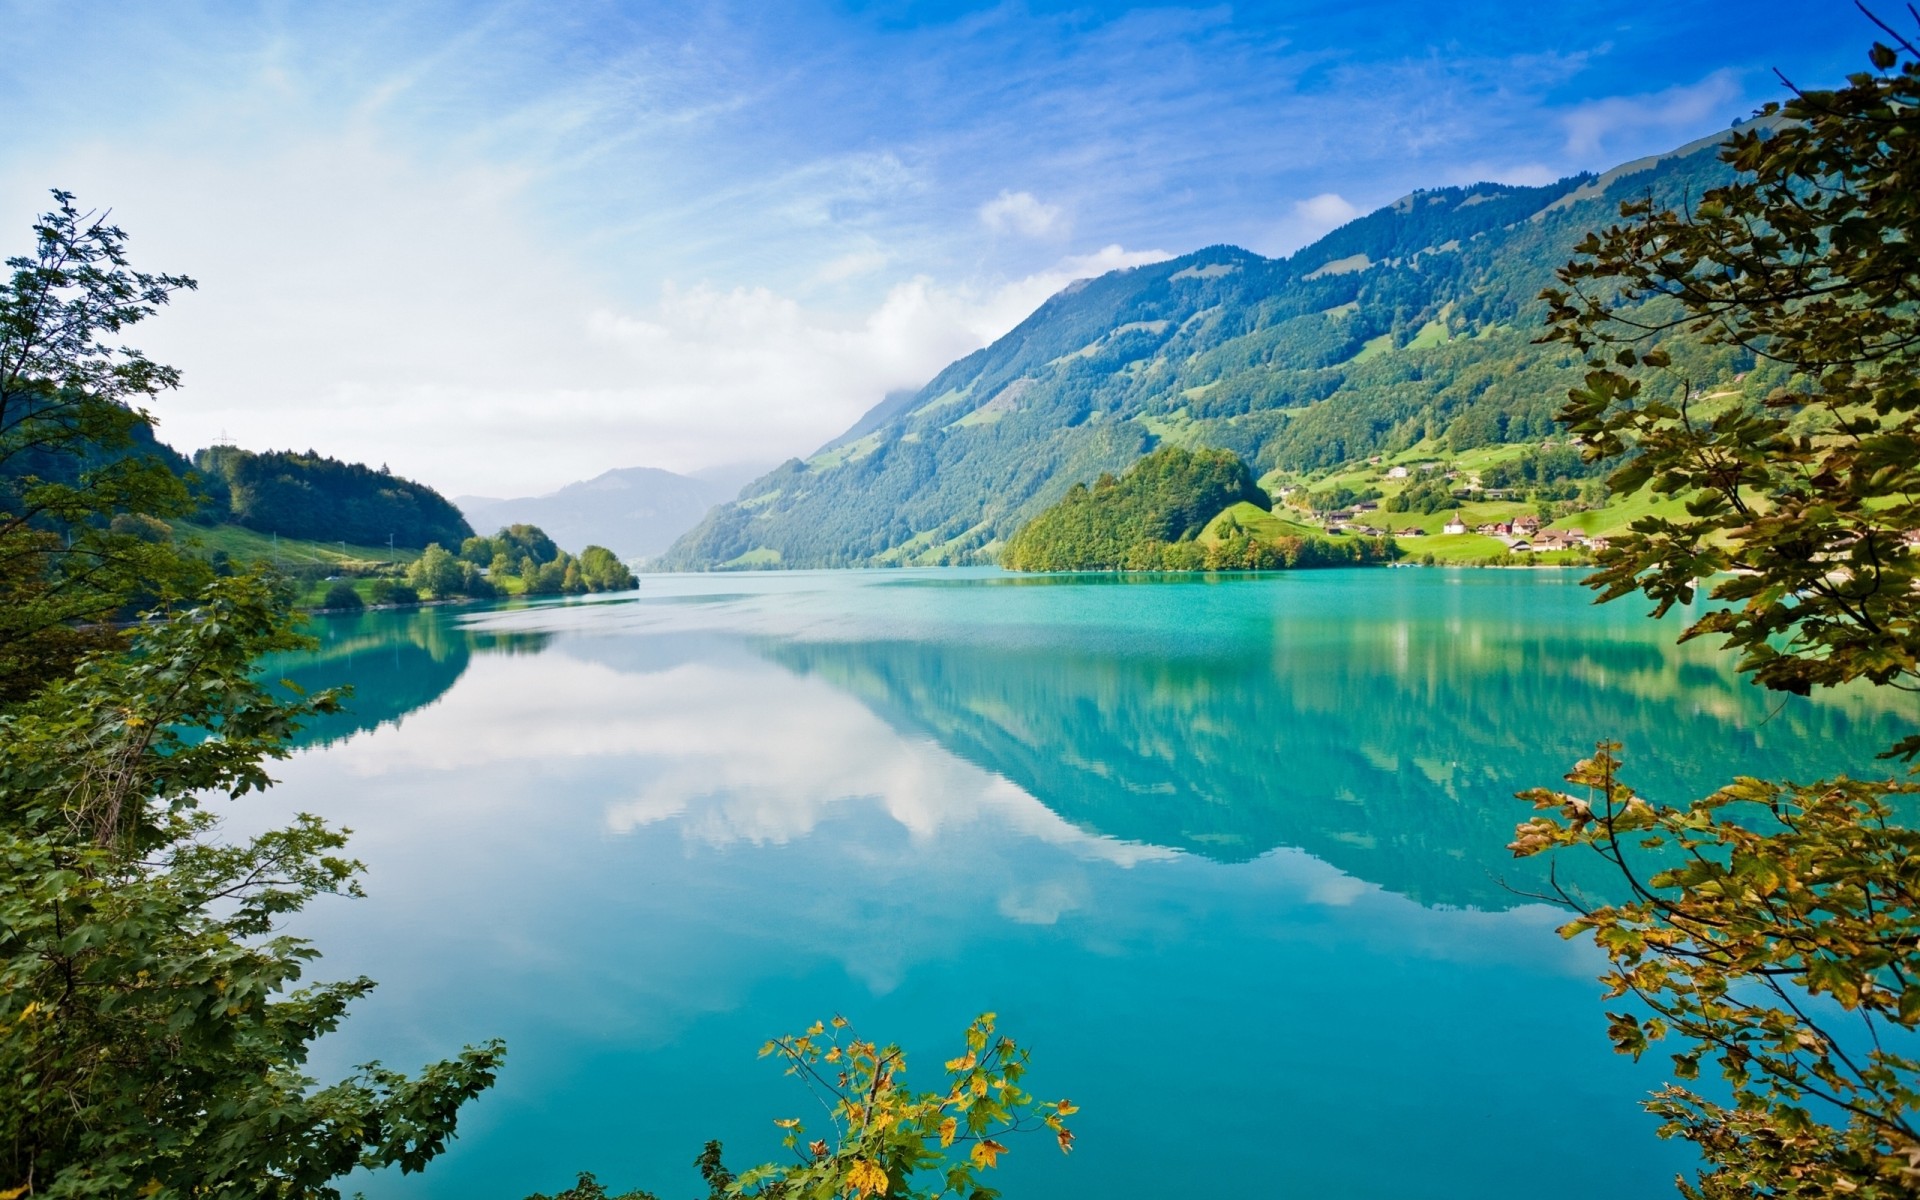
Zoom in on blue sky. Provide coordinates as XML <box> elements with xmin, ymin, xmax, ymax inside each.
<box><xmin>0</xmin><ymin>0</ymin><xmax>1872</xmax><ymax>494</ymax></box>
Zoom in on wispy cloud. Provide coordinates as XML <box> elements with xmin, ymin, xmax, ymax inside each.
<box><xmin>978</xmin><ymin>189</ymin><xmax>1068</xmax><ymax>238</ymax></box>
<box><xmin>0</xmin><ymin>0</ymin><xmax>1870</xmax><ymax>493</ymax></box>
<box><xmin>1560</xmin><ymin>68</ymin><xmax>1747</xmax><ymax>159</ymax></box>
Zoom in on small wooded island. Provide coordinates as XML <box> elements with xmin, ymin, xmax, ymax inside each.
<box><xmin>1002</xmin><ymin>446</ymin><xmax>1400</xmax><ymax>571</ymax></box>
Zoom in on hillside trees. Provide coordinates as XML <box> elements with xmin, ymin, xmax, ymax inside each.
<box><xmin>446</xmin><ymin>524</ymin><xmax>635</xmax><ymax>596</ymax></box>
<box><xmin>1001</xmin><ymin>446</ymin><xmax>1266</xmax><ymax>570</ymax></box>
<box><xmin>193</xmin><ymin>445</ymin><xmax>472</xmax><ymax>550</ymax></box>
<box><xmin>1516</xmin><ymin>24</ymin><xmax>1920</xmax><ymax>1195</ymax></box>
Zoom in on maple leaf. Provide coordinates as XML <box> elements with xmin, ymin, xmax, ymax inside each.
<box><xmin>846</xmin><ymin>1157</ymin><xmax>889</xmax><ymax>1198</ymax></box>
<box><xmin>970</xmin><ymin>1139</ymin><xmax>1008</xmax><ymax>1169</ymax></box>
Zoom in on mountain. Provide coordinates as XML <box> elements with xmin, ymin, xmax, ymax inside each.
<box><xmin>457</xmin><ymin>465</ymin><xmax>754</xmax><ymax>561</ymax></box>
<box><xmin>661</xmin><ymin>124</ymin><xmax>1771</xmax><ymax>571</ymax></box>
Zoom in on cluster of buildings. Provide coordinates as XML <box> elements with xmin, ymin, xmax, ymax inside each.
<box><xmin>1440</xmin><ymin>512</ymin><xmax>1608</xmax><ymax>553</ymax></box>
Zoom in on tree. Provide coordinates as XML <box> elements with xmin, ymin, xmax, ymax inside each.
<box><xmin>0</xmin><ymin>198</ymin><xmax>503</xmax><ymax>1197</ymax></box>
<box><xmin>1543</xmin><ymin>18</ymin><xmax>1920</xmax><ymax>722</ymax></box>
<box><xmin>1</xmin><ymin>576</ymin><xmax>504</xmax><ymax>1197</ymax></box>
<box><xmin>0</xmin><ymin>191</ymin><xmax>206</xmax><ymax>705</ymax></box>
<box><xmin>407</xmin><ymin>542</ymin><xmax>463</xmax><ymax>597</ymax></box>
<box><xmin>528</xmin><ymin>1014</ymin><xmax>1075</xmax><ymax>1200</ymax></box>
<box><xmin>1518</xmin><ymin>21</ymin><xmax>1920</xmax><ymax>1196</ymax></box>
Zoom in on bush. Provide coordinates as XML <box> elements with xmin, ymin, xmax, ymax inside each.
<box><xmin>320</xmin><ymin>580</ymin><xmax>363</xmax><ymax>610</ymax></box>
<box><xmin>367</xmin><ymin>578</ymin><xmax>419</xmax><ymax>606</ymax></box>
<box><xmin>108</xmin><ymin>512</ymin><xmax>174</xmax><ymax>543</ymax></box>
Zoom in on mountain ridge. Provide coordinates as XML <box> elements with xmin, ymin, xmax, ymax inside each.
<box><xmin>661</xmin><ymin>122</ymin><xmax>1769</xmax><ymax>570</ymax></box>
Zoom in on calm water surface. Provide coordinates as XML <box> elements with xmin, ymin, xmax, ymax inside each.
<box><xmin>245</xmin><ymin>568</ymin><xmax>1913</xmax><ymax>1199</ymax></box>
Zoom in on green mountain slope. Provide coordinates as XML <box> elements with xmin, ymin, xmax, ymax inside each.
<box><xmin>662</xmin><ymin>124</ymin><xmax>1775</xmax><ymax>570</ymax></box>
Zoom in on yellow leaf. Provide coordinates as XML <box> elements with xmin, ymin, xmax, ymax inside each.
<box><xmin>846</xmin><ymin>1157</ymin><xmax>889</xmax><ymax>1198</ymax></box>
<box><xmin>1055</xmin><ymin>1099</ymin><xmax>1078</xmax><ymax>1116</ymax></box>
<box><xmin>831</xmin><ymin>1015</ymin><xmax>849</xmax><ymax>1028</ymax></box>
<box><xmin>3</xmin><ymin>1186</ymin><xmax>36</xmax><ymax>1200</ymax></box>
<box><xmin>939</xmin><ymin>1116</ymin><xmax>958</xmax><ymax>1147</ymax></box>
<box><xmin>945</xmin><ymin>1050</ymin><xmax>977</xmax><ymax>1072</ymax></box>
<box><xmin>1056</xmin><ymin>1128</ymin><xmax>1075</xmax><ymax>1155</ymax></box>
<box><xmin>970</xmin><ymin>1138</ymin><xmax>1007</xmax><ymax>1169</ymax></box>
<box><xmin>773</xmin><ymin>1117</ymin><xmax>801</xmax><ymax>1129</ymax></box>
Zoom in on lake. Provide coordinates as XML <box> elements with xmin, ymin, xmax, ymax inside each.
<box><xmin>245</xmin><ymin>567</ymin><xmax>1911</xmax><ymax>1199</ymax></box>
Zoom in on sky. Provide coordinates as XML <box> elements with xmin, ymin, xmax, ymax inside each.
<box><xmin>0</xmin><ymin>0</ymin><xmax>1875</xmax><ymax>497</ymax></box>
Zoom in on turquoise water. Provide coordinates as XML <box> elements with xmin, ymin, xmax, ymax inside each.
<box><xmin>245</xmin><ymin>568</ymin><xmax>1912</xmax><ymax>1199</ymax></box>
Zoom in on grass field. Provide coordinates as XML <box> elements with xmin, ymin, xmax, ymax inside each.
<box><xmin>171</xmin><ymin>522</ymin><xmax>420</xmax><ymax>570</ymax></box>
<box><xmin>1200</xmin><ymin>501</ymin><xmax>1326</xmax><ymax>543</ymax></box>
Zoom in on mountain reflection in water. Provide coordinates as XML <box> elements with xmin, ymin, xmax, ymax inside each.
<box><xmin>248</xmin><ymin>570</ymin><xmax>1911</xmax><ymax>1200</ymax></box>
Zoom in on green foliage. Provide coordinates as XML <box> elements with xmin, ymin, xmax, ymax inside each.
<box><xmin>405</xmin><ymin>542</ymin><xmax>495</xmax><ymax>600</ymax></box>
<box><xmin>1004</xmin><ymin>445</ymin><xmax>1399</xmax><ymax>572</ymax></box>
<box><xmin>0</xmin><ymin>191</ymin><xmax>208</xmax><ymax>704</ymax></box>
<box><xmin>740</xmin><ymin>1013</ymin><xmax>1074</xmax><ymax>1199</ymax></box>
<box><xmin>449</xmin><ymin>525</ymin><xmax>630</xmax><ymax>596</ymax></box>
<box><xmin>1002</xmin><ymin>446</ymin><xmax>1267</xmax><ymax>570</ymax></box>
<box><xmin>525</xmin><ymin>1017</ymin><xmax>1075</xmax><ymax>1200</ymax></box>
<box><xmin>1382</xmin><ymin>477</ymin><xmax>1455</xmax><ymax>514</ymax></box>
<box><xmin>0</xmin><ymin>575</ymin><xmax>503</xmax><ymax>1197</ymax></box>
<box><xmin>321</xmin><ymin>579</ymin><xmax>364</xmax><ymax>610</ymax></box>
<box><xmin>1307</xmin><ymin>483</ymin><xmax>1381</xmax><ymax>512</ymax></box>
<box><xmin>1476</xmin><ymin>443</ymin><xmax>1605</xmax><ymax>493</ymax></box>
<box><xmin>1520</xmin><ymin>24</ymin><xmax>1920</xmax><ymax>1197</ymax></box>
<box><xmin>0</xmin><ymin>195</ymin><xmax>501</xmax><ymax>1199</ymax></box>
<box><xmin>1544</xmin><ymin>31</ymin><xmax>1920</xmax><ymax>719</ymax></box>
<box><xmin>576</xmin><ymin>544</ymin><xmax>637</xmax><ymax>592</ymax></box>
<box><xmin>193</xmin><ymin>445</ymin><xmax>471</xmax><ymax>551</ymax></box>
<box><xmin>367</xmin><ymin>577</ymin><xmax>421</xmax><ymax>606</ymax></box>
<box><xmin>524</xmin><ymin>1173</ymin><xmax>661</xmax><ymax>1200</ymax></box>
<box><xmin>1513</xmin><ymin>747</ymin><xmax>1920</xmax><ymax>1197</ymax></box>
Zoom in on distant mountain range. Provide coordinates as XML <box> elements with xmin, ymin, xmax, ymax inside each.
<box><xmin>661</xmin><ymin>124</ymin><xmax>1767</xmax><ymax>570</ymax></box>
<box><xmin>457</xmin><ymin>463</ymin><xmax>769</xmax><ymax>561</ymax></box>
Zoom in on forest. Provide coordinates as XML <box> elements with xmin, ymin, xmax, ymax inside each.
<box><xmin>1002</xmin><ymin>445</ymin><xmax>1397</xmax><ymax>572</ymax></box>
<box><xmin>193</xmin><ymin>445</ymin><xmax>473</xmax><ymax>549</ymax></box>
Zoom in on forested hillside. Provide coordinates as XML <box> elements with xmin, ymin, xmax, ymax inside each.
<box><xmin>193</xmin><ymin>445</ymin><xmax>471</xmax><ymax>549</ymax></box>
<box><xmin>662</xmin><ymin>123</ymin><xmax>1780</xmax><ymax>570</ymax></box>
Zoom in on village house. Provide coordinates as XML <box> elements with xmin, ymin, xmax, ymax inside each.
<box><xmin>1397</xmin><ymin>526</ymin><xmax>1426</xmax><ymax>537</ymax></box>
<box><xmin>1443</xmin><ymin>513</ymin><xmax>1468</xmax><ymax>535</ymax></box>
<box><xmin>1386</xmin><ymin>465</ymin><xmax>1409</xmax><ymax>479</ymax></box>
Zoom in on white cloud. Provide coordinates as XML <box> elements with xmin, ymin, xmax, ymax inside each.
<box><xmin>1561</xmin><ymin>68</ymin><xmax>1744</xmax><ymax>160</ymax></box>
<box><xmin>1294</xmin><ymin>192</ymin><xmax>1360</xmax><ymax>228</ymax></box>
<box><xmin>1259</xmin><ymin>192</ymin><xmax>1365</xmax><ymax>256</ymax></box>
<box><xmin>4</xmin><ymin>121</ymin><xmax>1165</xmax><ymax>497</ymax></box>
<box><xmin>810</xmin><ymin>248</ymin><xmax>890</xmax><ymax>284</ymax></box>
<box><xmin>320</xmin><ymin>642</ymin><xmax>1176</xmax><ymax>869</ymax></box>
<box><xmin>978</xmin><ymin>189</ymin><xmax>1069</xmax><ymax>238</ymax></box>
